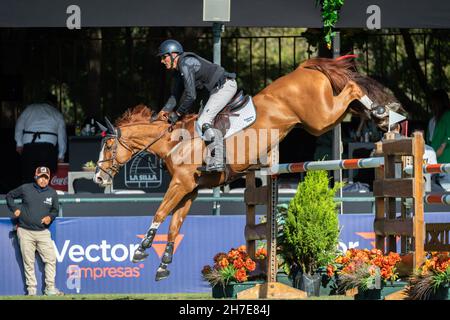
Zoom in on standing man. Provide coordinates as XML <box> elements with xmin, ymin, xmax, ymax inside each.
<box><xmin>15</xmin><ymin>93</ymin><xmax>67</xmax><ymax>183</ymax></box>
<box><xmin>155</xmin><ymin>39</ymin><xmax>237</xmax><ymax>172</ymax></box>
<box><xmin>6</xmin><ymin>167</ymin><xmax>63</xmax><ymax>296</ymax></box>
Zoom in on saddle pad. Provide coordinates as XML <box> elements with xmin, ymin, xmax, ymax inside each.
<box><xmin>195</xmin><ymin>97</ymin><xmax>257</xmax><ymax>139</ymax></box>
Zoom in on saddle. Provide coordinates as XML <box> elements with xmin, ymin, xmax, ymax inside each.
<box><xmin>213</xmin><ymin>90</ymin><xmax>250</xmax><ymax>136</ymax></box>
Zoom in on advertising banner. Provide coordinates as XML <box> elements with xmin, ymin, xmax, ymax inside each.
<box><xmin>1</xmin><ymin>213</ymin><xmax>449</xmax><ymax>295</ymax></box>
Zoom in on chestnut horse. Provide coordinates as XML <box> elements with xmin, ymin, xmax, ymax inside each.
<box><xmin>94</xmin><ymin>57</ymin><xmax>402</xmax><ymax>281</ymax></box>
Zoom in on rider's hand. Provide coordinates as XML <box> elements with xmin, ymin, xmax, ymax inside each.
<box><xmin>151</xmin><ymin>113</ymin><xmax>159</xmax><ymax>122</ymax></box>
<box><xmin>168</xmin><ymin>111</ymin><xmax>180</xmax><ymax>125</ymax></box>
<box><xmin>14</xmin><ymin>209</ymin><xmax>21</xmax><ymax>217</ymax></box>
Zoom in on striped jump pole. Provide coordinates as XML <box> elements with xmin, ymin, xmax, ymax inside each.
<box><xmin>270</xmin><ymin>158</ymin><xmax>450</xmax><ymax>175</ymax></box>
<box><xmin>404</xmin><ymin>163</ymin><xmax>450</xmax><ymax>175</ymax></box>
<box><xmin>270</xmin><ymin>157</ymin><xmax>385</xmax><ymax>175</ymax></box>
<box><xmin>425</xmin><ymin>194</ymin><xmax>450</xmax><ymax>205</ymax></box>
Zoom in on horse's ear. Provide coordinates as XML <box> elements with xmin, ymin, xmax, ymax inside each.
<box><xmin>96</xmin><ymin>121</ymin><xmax>108</xmax><ymax>133</ymax></box>
<box><xmin>105</xmin><ymin>117</ymin><xmax>115</xmax><ymax>134</ymax></box>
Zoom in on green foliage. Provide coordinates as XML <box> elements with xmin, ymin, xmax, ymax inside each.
<box><xmin>432</xmin><ymin>267</ymin><xmax>450</xmax><ymax>291</ymax></box>
<box><xmin>282</xmin><ymin>170</ymin><xmax>342</xmax><ymax>275</ymax></box>
<box><xmin>315</xmin><ymin>0</ymin><xmax>345</xmax><ymax>49</ymax></box>
<box><xmin>218</xmin><ymin>265</ymin><xmax>237</xmax><ymax>285</ymax></box>
<box><xmin>339</xmin><ymin>264</ymin><xmax>382</xmax><ymax>292</ymax></box>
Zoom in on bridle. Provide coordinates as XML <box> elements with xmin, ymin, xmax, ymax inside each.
<box><xmin>96</xmin><ymin>123</ymin><xmax>173</xmax><ymax>180</ymax></box>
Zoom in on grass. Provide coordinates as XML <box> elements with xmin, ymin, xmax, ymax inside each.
<box><xmin>0</xmin><ymin>293</ymin><xmax>352</xmax><ymax>300</ymax></box>
<box><xmin>0</xmin><ymin>293</ymin><xmax>212</xmax><ymax>300</ymax></box>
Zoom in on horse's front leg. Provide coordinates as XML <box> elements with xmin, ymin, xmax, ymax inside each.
<box><xmin>132</xmin><ymin>177</ymin><xmax>196</xmax><ymax>263</ymax></box>
<box><xmin>155</xmin><ymin>189</ymin><xmax>198</xmax><ymax>281</ymax></box>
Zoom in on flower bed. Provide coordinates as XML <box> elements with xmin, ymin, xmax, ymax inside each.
<box><xmin>327</xmin><ymin>248</ymin><xmax>405</xmax><ymax>299</ymax></box>
<box><xmin>202</xmin><ymin>245</ymin><xmax>263</xmax><ymax>298</ymax></box>
<box><xmin>406</xmin><ymin>252</ymin><xmax>450</xmax><ymax>300</ymax></box>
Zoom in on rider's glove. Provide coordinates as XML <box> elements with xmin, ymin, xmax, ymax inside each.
<box><xmin>150</xmin><ymin>113</ymin><xmax>159</xmax><ymax>122</ymax></box>
<box><xmin>168</xmin><ymin>111</ymin><xmax>181</xmax><ymax>125</ymax></box>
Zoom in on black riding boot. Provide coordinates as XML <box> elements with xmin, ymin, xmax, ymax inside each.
<box><xmin>155</xmin><ymin>242</ymin><xmax>174</xmax><ymax>281</ymax></box>
<box><xmin>198</xmin><ymin>124</ymin><xmax>225</xmax><ymax>172</ymax></box>
<box><xmin>132</xmin><ymin>228</ymin><xmax>156</xmax><ymax>263</ymax></box>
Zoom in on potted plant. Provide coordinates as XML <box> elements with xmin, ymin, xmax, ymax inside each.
<box><xmin>327</xmin><ymin>248</ymin><xmax>404</xmax><ymax>300</ymax></box>
<box><xmin>406</xmin><ymin>252</ymin><xmax>450</xmax><ymax>300</ymax></box>
<box><xmin>279</xmin><ymin>169</ymin><xmax>342</xmax><ymax>296</ymax></box>
<box><xmin>201</xmin><ymin>245</ymin><xmax>263</xmax><ymax>298</ymax></box>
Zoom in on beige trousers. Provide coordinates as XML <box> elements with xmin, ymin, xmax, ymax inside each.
<box><xmin>17</xmin><ymin>227</ymin><xmax>57</xmax><ymax>293</ymax></box>
<box><xmin>197</xmin><ymin>79</ymin><xmax>238</xmax><ymax>128</ymax></box>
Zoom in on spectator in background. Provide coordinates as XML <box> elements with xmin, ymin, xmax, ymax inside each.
<box><xmin>429</xmin><ymin>89</ymin><xmax>450</xmax><ymax>190</ymax></box>
<box><xmin>427</xmin><ymin>89</ymin><xmax>449</xmax><ymax>144</ymax></box>
<box><xmin>6</xmin><ymin>167</ymin><xmax>63</xmax><ymax>296</ymax></box>
<box><xmin>15</xmin><ymin>93</ymin><xmax>67</xmax><ymax>183</ymax></box>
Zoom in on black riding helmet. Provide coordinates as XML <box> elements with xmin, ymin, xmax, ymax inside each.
<box><xmin>157</xmin><ymin>39</ymin><xmax>183</xmax><ymax>69</ymax></box>
<box><xmin>157</xmin><ymin>39</ymin><xmax>184</xmax><ymax>57</ymax></box>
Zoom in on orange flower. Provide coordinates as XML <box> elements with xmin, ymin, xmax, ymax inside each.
<box><xmin>365</xmin><ymin>265</ymin><xmax>374</xmax><ymax>276</ymax></box>
<box><xmin>213</xmin><ymin>252</ymin><xmax>227</xmax><ymax>263</ymax></box>
<box><xmin>326</xmin><ymin>265</ymin><xmax>335</xmax><ymax>277</ymax></box>
<box><xmin>219</xmin><ymin>257</ymin><xmax>229</xmax><ymax>268</ymax></box>
<box><xmin>233</xmin><ymin>258</ymin><xmax>244</xmax><ymax>269</ymax></box>
<box><xmin>370</xmin><ymin>248</ymin><xmax>383</xmax><ymax>256</ymax></box>
<box><xmin>238</xmin><ymin>245</ymin><xmax>247</xmax><ymax>253</ymax></box>
<box><xmin>256</xmin><ymin>247</ymin><xmax>267</xmax><ymax>259</ymax></box>
<box><xmin>228</xmin><ymin>249</ymin><xmax>240</xmax><ymax>261</ymax></box>
<box><xmin>235</xmin><ymin>268</ymin><xmax>248</xmax><ymax>282</ymax></box>
<box><xmin>244</xmin><ymin>258</ymin><xmax>256</xmax><ymax>272</ymax></box>
<box><xmin>202</xmin><ymin>265</ymin><xmax>212</xmax><ymax>276</ymax></box>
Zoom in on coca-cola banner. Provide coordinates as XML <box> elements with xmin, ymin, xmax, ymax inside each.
<box><xmin>50</xmin><ymin>163</ymin><xmax>68</xmax><ymax>192</ymax></box>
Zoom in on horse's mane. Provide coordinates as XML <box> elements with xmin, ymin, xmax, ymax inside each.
<box><xmin>115</xmin><ymin>104</ymin><xmax>153</xmax><ymax>126</ymax></box>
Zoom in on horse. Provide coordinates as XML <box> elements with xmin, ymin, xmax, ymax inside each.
<box><xmin>94</xmin><ymin>56</ymin><xmax>403</xmax><ymax>281</ymax></box>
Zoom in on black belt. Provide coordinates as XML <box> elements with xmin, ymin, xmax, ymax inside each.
<box><xmin>23</xmin><ymin>130</ymin><xmax>57</xmax><ymax>143</ymax></box>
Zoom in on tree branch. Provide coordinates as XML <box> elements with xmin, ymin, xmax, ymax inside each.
<box><xmin>400</xmin><ymin>29</ymin><xmax>432</xmax><ymax>100</ymax></box>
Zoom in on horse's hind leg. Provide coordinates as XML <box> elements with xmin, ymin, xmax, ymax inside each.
<box><xmin>334</xmin><ymin>80</ymin><xmax>365</xmax><ymax>112</ymax></box>
<box><xmin>155</xmin><ymin>189</ymin><xmax>198</xmax><ymax>281</ymax></box>
<box><xmin>313</xmin><ymin>80</ymin><xmax>365</xmax><ymax>135</ymax></box>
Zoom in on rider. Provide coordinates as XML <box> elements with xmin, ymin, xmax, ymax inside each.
<box><xmin>155</xmin><ymin>39</ymin><xmax>237</xmax><ymax>172</ymax></box>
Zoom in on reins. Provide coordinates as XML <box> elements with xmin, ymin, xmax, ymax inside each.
<box><xmin>96</xmin><ymin>122</ymin><xmax>174</xmax><ymax>179</ymax></box>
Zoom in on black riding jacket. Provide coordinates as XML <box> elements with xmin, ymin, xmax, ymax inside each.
<box><xmin>162</xmin><ymin>52</ymin><xmax>235</xmax><ymax>115</ymax></box>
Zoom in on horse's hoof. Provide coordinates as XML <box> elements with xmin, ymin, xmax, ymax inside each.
<box><xmin>155</xmin><ymin>269</ymin><xmax>170</xmax><ymax>281</ymax></box>
<box><xmin>372</xmin><ymin>105</ymin><xmax>387</xmax><ymax>118</ymax></box>
<box><xmin>132</xmin><ymin>249</ymin><xmax>149</xmax><ymax>263</ymax></box>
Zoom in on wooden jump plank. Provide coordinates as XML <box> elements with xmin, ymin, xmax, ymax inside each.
<box><xmin>244</xmin><ymin>186</ymin><xmax>268</xmax><ymax>205</ymax></box>
<box><xmin>373</xmin><ymin>179</ymin><xmax>414</xmax><ymax>197</ymax></box>
<box><xmin>424</xmin><ymin>222</ymin><xmax>450</xmax><ymax>251</ymax></box>
<box><xmin>374</xmin><ymin>218</ymin><xmax>414</xmax><ymax>236</ymax></box>
<box><xmin>382</xmin><ymin>137</ymin><xmax>413</xmax><ymax>155</ymax></box>
<box><xmin>245</xmin><ymin>223</ymin><xmax>267</xmax><ymax>241</ymax></box>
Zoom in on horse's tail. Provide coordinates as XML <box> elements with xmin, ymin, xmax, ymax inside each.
<box><xmin>302</xmin><ymin>55</ymin><xmax>401</xmax><ymax>107</ymax></box>
<box><xmin>301</xmin><ymin>56</ymin><xmax>356</xmax><ymax>94</ymax></box>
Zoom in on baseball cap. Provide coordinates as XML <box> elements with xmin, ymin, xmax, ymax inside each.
<box><xmin>35</xmin><ymin>167</ymin><xmax>51</xmax><ymax>178</ymax></box>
